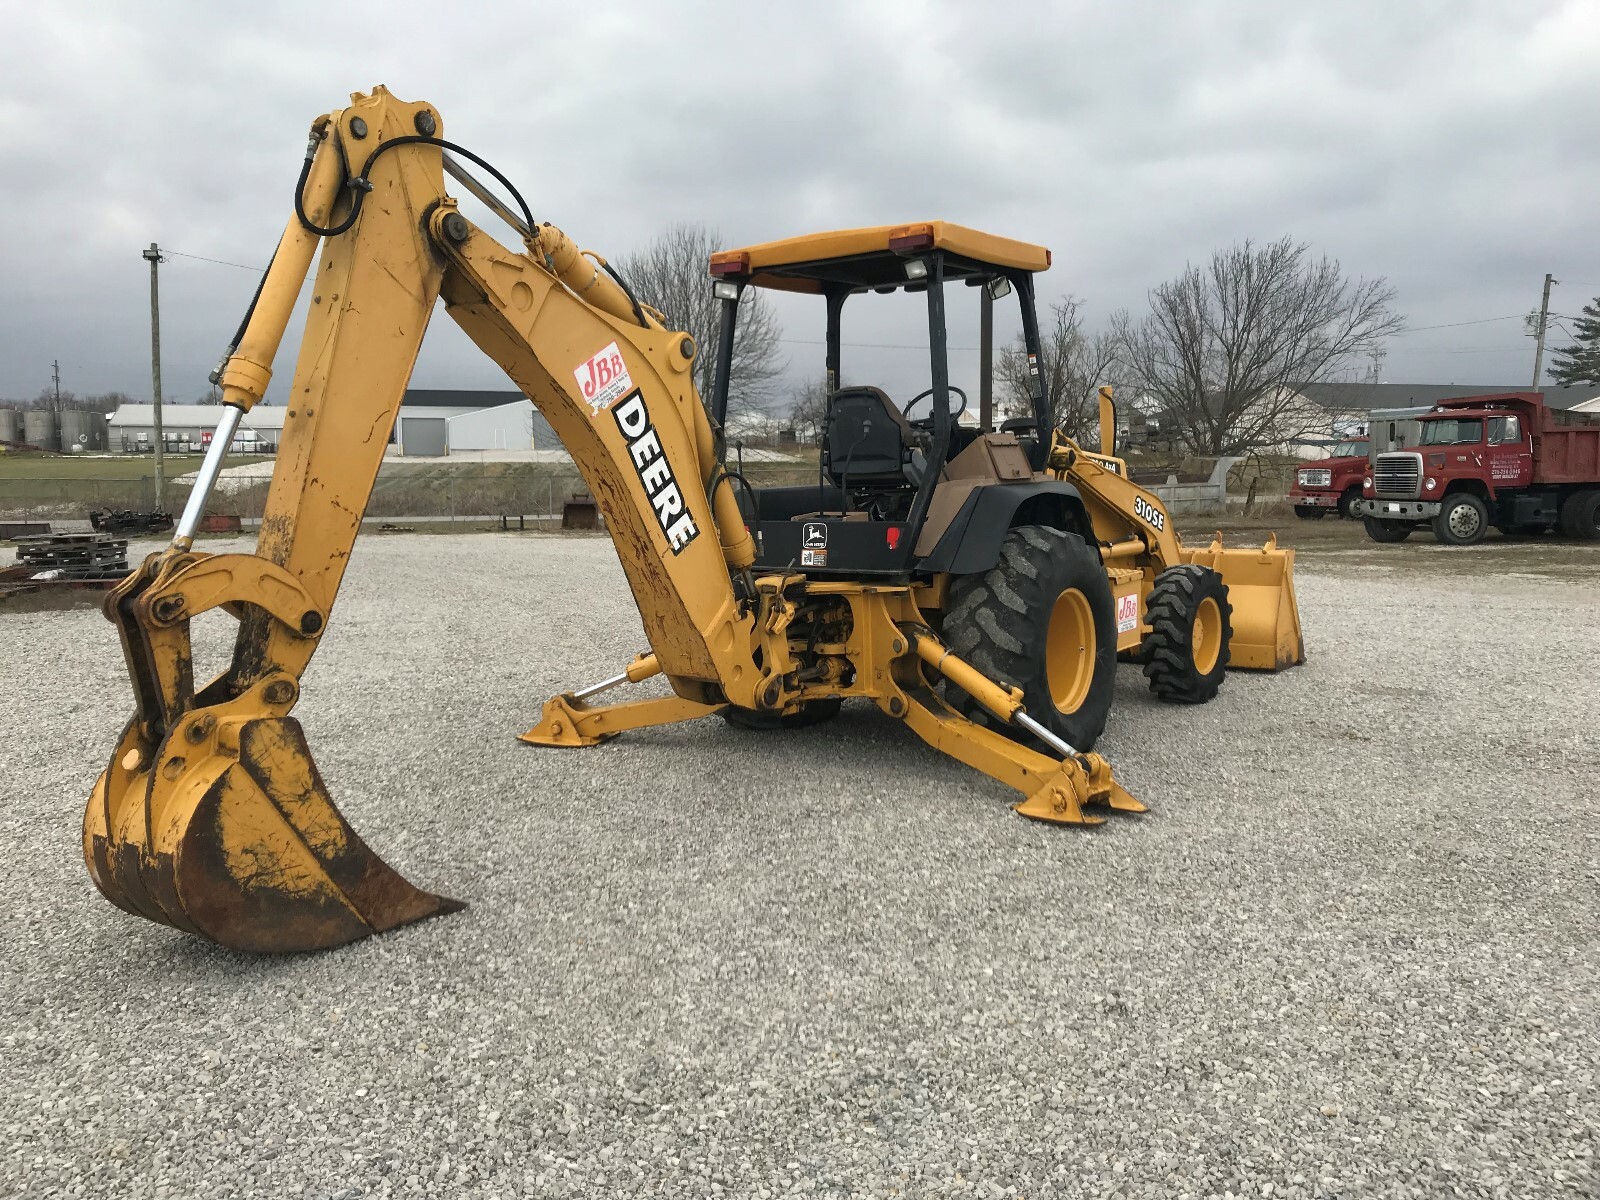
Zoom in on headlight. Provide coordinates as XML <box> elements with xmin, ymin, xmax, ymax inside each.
<box><xmin>1363</xmin><ymin>476</ymin><xmax>1373</xmax><ymax>490</ymax></box>
<box><xmin>1424</xmin><ymin>477</ymin><xmax>1437</xmax><ymax>491</ymax></box>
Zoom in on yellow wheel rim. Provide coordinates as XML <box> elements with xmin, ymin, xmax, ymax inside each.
<box><xmin>1192</xmin><ymin>596</ymin><xmax>1222</xmax><ymax>675</ymax></box>
<box><xmin>1046</xmin><ymin>588</ymin><xmax>1096</xmax><ymax>713</ymax></box>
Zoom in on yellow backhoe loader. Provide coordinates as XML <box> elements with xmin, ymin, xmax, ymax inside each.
<box><xmin>83</xmin><ymin>88</ymin><xmax>1302</xmax><ymax>955</ymax></box>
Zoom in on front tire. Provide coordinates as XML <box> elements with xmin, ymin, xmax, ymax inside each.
<box><xmin>942</xmin><ymin>525</ymin><xmax>1116</xmax><ymax>752</ymax></box>
<box><xmin>1363</xmin><ymin>517</ymin><xmax>1412</xmax><ymax>543</ymax></box>
<box><xmin>1432</xmin><ymin>493</ymin><xmax>1489</xmax><ymax>546</ymax></box>
<box><xmin>1294</xmin><ymin>505</ymin><xmax>1328</xmax><ymax>520</ymax></box>
<box><xmin>1141</xmin><ymin>565</ymin><xmax>1232</xmax><ymax>704</ymax></box>
<box><xmin>1338</xmin><ymin>490</ymin><xmax>1363</xmax><ymax>520</ymax></box>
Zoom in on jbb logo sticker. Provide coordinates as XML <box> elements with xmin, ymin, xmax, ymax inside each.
<box><xmin>576</xmin><ymin>342</ymin><xmax>633</xmax><ymax>414</ymax></box>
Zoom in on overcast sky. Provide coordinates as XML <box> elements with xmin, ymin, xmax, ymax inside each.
<box><xmin>3</xmin><ymin>0</ymin><xmax>1596</xmax><ymax>409</ymax></box>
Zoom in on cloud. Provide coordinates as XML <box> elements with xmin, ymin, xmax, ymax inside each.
<box><xmin>1</xmin><ymin>0</ymin><xmax>1594</xmax><ymax>406</ymax></box>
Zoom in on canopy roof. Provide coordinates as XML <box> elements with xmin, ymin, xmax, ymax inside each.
<box><xmin>709</xmin><ymin>221</ymin><xmax>1051</xmax><ymax>294</ymax></box>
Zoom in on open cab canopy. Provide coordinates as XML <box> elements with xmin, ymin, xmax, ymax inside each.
<box><xmin>710</xmin><ymin>221</ymin><xmax>1052</xmax><ymax>294</ymax></box>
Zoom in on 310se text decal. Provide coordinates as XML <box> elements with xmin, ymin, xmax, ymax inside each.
<box><xmin>1133</xmin><ymin>495</ymin><xmax>1165</xmax><ymax>532</ymax></box>
<box><xmin>613</xmin><ymin>391</ymin><xmax>699</xmax><ymax>553</ymax></box>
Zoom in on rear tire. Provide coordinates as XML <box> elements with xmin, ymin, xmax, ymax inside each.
<box><xmin>1294</xmin><ymin>505</ymin><xmax>1328</xmax><ymax>520</ymax></box>
<box><xmin>943</xmin><ymin>525</ymin><xmax>1115</xmax><ymax>752</ymax></box>
<box><xmin>1141</xmin><ymin>565</ymin><xmax>1232</xmax><ymax>704</ymax></box>
<box><xmin>1432</xmin><ymin>493</ymin><xmax>1488</xmax><ymax>546</ymax></box>
<box><xmin>1363</xmin><ymin>517</ymin><xmax>1412</xmax><ymax>543</ymax></box>
<box><xmin>1559</xmin><ymin>489</ymin><xmax>1600</xmax><ymax>540</ymax></box>
<box><xmin>722</xmin><ymin>698</ymin><xmax>843</xmax><ymax>730</ymax></box>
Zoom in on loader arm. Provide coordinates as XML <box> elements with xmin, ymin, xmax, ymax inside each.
<box><xmin>1045</xmin><ymin>428</ymin><xmax>1304</xmax><ymax>672</ymax></box>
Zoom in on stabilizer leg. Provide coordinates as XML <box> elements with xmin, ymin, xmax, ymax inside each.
<box><xmin>520</xmin><ymin>692</ymin><xmax>724</xmax><ymax>747</ymax></box>
<box><xmin>892</xmin><ymin>683</ymin><xmax>1145</xmax><ymax>826</ymax></box>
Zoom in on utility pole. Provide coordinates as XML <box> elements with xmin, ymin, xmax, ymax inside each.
<box><xmin>143</xmin><ymin>242</ymin><xmax>166</xmax><ymax>510</ymax></box>
<box><xmin>1532</xmin><ymin>272</ymin><xmax>1558</xmax><ymax>388</ymax></box>
<box><xmin>978</xmin><ymin>287</ymin><xmax>993</xmax><ymax>433</ymax></box>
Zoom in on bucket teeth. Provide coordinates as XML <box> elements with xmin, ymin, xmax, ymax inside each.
<box><xmin>83</xmin><ymin>715</ymin><xmax>461</xmax><ymax>954</ymax></box>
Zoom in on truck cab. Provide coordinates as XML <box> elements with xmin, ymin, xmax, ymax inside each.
<box><xmin>1288</xmin><ymin>437</ymin><xmax>1370</xmax><ymax>520</ymax></box>
<box><xmin>1356</xmin><ymin>392</ymin><xmax>1600</xmax><ymax>545</ymax></box>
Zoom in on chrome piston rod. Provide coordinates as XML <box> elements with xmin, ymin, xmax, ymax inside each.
<box><xmin>1013</xmin><ymin>710</ymin><xmax>1081</xmax><ymax>761</ymax></box>
<box><xmin>172</xmin><ymin>404</ymin><xmax>245</xmax><ymax>551</ymax></box>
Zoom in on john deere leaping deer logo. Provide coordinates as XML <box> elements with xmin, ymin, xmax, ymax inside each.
<box><xmin>802</xmin><ymin>522</ymin><xmax>827</xmax><ymax>549</ymax></box>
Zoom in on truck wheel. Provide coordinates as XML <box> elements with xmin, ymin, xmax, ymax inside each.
<box><xmin>1363</xmin><ymin>517</ymin><xmax>1412</xmax><ymax>543</ymax></box>
<box><xmin>1338</xmin><ymin>490</ymin><xmax>1363</xmax><ymax>520</ymax></box>
<box><xmin>1432</xmin><ymin>493</ymin><xmax>1489</xmax><ymax>546</ymax></box>
<box><xmin>1559</xmin><ymin>489</ymin><xmax>1600</xmax><ymax>540</ymax></box>
<box><xmin>722</xmin><ymin>698</ymin><xmax>843</xmax><ymax>730</ymax></box>
<box><xmin>942</xmin><ymin>525</ymin><xmax>1116</xmax><ymax>752</ymax></box>
<box><xmin>1141</xmin><ymin>565</ymin><xmax>1232</xmax><ymax>704</ymax></box>
<box><xmin>1294</xmin><ymin>505</ymin><xmax>1328</xmax><ymax>520</ymax></box>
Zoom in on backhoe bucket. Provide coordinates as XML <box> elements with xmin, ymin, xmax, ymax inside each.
<box><xmin>84</xmin><ymin>716</ymin><xmax>461</xmax><ymax>954</ymax></box>
<box><xmin>1185</xmin><ymin>534</ymin><xmax>1304</xmax><ymax>671</ymax></box>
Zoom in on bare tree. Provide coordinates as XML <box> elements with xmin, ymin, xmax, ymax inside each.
<box><xmin>615</xmin><ymin>223</ymin><xmax>785</xmax><ymax>421</ymax></box>
<box><xmin>787</xmin><ymin>377</ymin><xmax>828</xmax><ymax>446</ymax></box>
<box><xmin>21</xmin><ymin>388</ymin><xmax>131</xmax><ymax>413</ymax></box>
<box><xmin>1112</xmin><ymin>238</ymin><xmax>1404</xmax><ymax>455</ymax></box>
<box><xmin>996</xmin><ymin>297</ymin><xmax>1120</xmax><ymax>448</ymax></box>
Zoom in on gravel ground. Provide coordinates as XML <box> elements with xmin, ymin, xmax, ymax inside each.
<box><xmin>2</xmin><ymin>531</ymin><xmax>1596</xmax><ymax>1199</ymax></box>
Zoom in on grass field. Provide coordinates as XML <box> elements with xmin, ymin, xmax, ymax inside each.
<box><xmin>0</xmin><ymin>452</ymin><xmax>268</xmax><ymax>480</ymax></box>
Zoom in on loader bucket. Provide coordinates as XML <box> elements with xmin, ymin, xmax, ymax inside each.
<box><xmin>84</xmin><ymin>715</ymin><xmax>461</xmax><ymax>954</ymax></box>
<box><xmin>1184</xmin><ymin>533</ymin><xmax>1305</xmax><ymax>671</ymax></box>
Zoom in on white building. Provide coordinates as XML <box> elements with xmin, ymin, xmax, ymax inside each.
<box><xmin>391</xmin><ymin>389</ymin><xmax>549</xmax><ymax>457</ymax></box>
<box><xmin>107</xmin><ymin>404</ymin><xmax>286</xmax><ymax>452</ymax></box>
<box><xmin>106</xmin><ymin>389</ymin><xmax>552</xmax><ymax>457</ymax></box>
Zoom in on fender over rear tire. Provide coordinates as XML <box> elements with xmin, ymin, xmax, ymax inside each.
<box><xmin>1363</xmin><ymin>516</ymin><xmax>1412</xmax><ymax>543</ymax></box>
<box><xmin>942</xmin><ymin>525</ymin><xmax>1116</xmax><ymax>752</ymax></box>
<box><xmin>1141</xmin><ymin>564</ymin><xmax>1232</xmax><ymax>704</ymax></box>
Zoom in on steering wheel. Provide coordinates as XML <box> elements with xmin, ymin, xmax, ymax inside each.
<box><xmin>903</xmin><ymin>385</ymin><xmax>969</xmax><ymax>426</ymax></box>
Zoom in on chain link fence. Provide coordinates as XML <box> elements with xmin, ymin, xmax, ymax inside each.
<box><xmin>0</xmin><ymin>460</ymin><xmax>821</xmax><ymax>525</ymax></box>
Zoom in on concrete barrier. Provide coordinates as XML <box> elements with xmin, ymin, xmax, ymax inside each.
<box><xmin>1132</xmin><ymin>456</ymin><xmax>1243</xmax><ymax>514</ymax></box>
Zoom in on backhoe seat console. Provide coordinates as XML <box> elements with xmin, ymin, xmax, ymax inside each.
<box><xmin>824</xmin><ymin>387</ymin><xmax>915</xmax><ymax>489</ymax></box>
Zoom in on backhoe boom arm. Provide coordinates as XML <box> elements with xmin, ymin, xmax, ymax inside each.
<box><xmin>84</xmin><ymin>87</ymin><xmax>1146</xmax><ymax>956</ymax></box>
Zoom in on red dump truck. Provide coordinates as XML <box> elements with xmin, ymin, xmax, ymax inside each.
<box><xmin>1355</xmin><ymin>392</ymin><xmax>1600</xmax><ymax>545</ymax></box>
<box><xmin>1288</xmin><ymin>436</ymin><xmax>1370</xmax><ymax>520</ymax></box>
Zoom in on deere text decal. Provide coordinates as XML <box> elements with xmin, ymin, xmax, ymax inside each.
<box><xmin>613</xmin><ymin>391</ymin><xmax>699</xmax><ymax>553</ymax></box>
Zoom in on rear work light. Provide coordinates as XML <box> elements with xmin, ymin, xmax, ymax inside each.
<box><xmin>889</xmin><ymin>224</ymin><xmax>935</xmax><ymax>251</ymax></box>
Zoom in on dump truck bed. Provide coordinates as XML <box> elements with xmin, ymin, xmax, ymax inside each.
<box><xmin>1531</xmin><ymin>423</ymin><xmax>1600</xmax><ymax>484</ymax></box>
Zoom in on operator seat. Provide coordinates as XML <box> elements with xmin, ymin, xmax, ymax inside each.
<box><xmin>825</xmin><ymin>386</ymin><xmax>918</xmax><ymax>490</ymax></box>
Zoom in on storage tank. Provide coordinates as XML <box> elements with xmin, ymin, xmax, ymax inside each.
<box><xmin>22</xmin><ymin>408</ymin><xmax>58</xmax><ymax>451</ymax></box>
<box><xmin>0</xmin><ymin>408</ymin><xmax>19</xmax><ymax>444</ymax></box>
<box><xmin>58</xmin><ymin>409</ymin><xmax>108</xmax><ymax>453</ymax></box>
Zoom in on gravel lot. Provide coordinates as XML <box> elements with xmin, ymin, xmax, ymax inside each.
<box><xmin>2</xmin><ymin>529</ymin><xmax>1596</xmax><ymax>1198</ymax></box>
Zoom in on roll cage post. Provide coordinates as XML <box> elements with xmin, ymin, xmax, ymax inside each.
<box><xmin>710</xmin><ymin>286</ymin><xmax>740</xmax><ymax>432</ymax></box>
<box><xmin>1012</xmin><ymin>269</ymin><xmax>1051</xmax><ymax>470</ymax></box>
